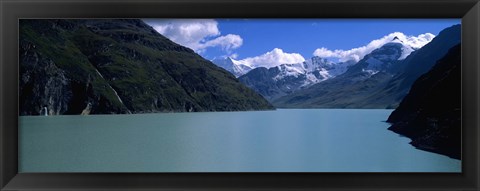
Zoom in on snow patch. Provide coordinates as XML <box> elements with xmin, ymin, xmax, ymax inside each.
<box><xmin>399</xmin><ymin>45</ymin><xmax>415</xmax><ymax>60</ymax></box>
<box><xmin>362</xmin><ymin>69</ymin><xmax>379</xmax><ymax>76</ymax></box>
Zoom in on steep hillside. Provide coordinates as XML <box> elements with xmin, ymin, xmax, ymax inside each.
<box><xmin>19</xmin><ymin>19</ymin><xmax>273</xmax><ymax>115</ymax></box>
<box><xmin>387</xmin><ymin>44</ymin><xmax>461</xmax><ymax>159</ymax></box>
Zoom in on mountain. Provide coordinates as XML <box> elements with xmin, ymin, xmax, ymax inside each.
<box><xmin>238</xmin><ymin>56</ymin><xmax>355</xmax><ymax>101</ymax></box>
<box><xmin>387</xmin><ymin>44</ymin><xmax>461</xmax><ymax>159</ymax></box>
<box><xmin>211</xmin><ymin>57</ymin><xmax>252</xmax><ymax>77</ymax></box>
<box><xmin>343</xmin><ymin>39</ymin><xmax>415</xmax><ymax>76</ymax></box>
<box><xmin>273</xmin><ymin>37</ymin><xmax>411</xmax><ymax>108</ymax></box>
<box><xmin>19</xmin><ymin>19</ymin><xmax>274</xmax><ymax>115</ymax></box>
<box><xmin>273</xmin><ymin>24</ymin><xmax>461</xmax><ymax>109</ymax></box>
<box><xmin>370</xmin><ymin>24</ymin><xmax>462</xmax><ymax>107</ymax></box>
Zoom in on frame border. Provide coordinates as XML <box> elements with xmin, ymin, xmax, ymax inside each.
<box><xmin>1</xmin><ymin>0</ymin><xmax>479</xmax><ymax>190</ymax></box>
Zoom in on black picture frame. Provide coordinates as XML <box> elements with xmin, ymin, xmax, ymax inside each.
<box><xmin>1</xmin><ymin>0</ymin><xmax>479</xmax><ymax>190</ymax></box>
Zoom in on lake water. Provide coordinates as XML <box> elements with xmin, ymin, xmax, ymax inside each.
<box><xmin>19</xmin><ymin>109</ymin><xmax>461</xmax><ymax>172</ymax></box>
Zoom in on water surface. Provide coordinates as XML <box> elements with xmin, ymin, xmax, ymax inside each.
<box><xmin>19</xmin><ymin>109</ymin><xmax>461</xmax><ymax>172</ymax></box>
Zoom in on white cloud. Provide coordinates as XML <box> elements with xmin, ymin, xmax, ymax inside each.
<box><xmin>313</xmin><ymin>32</ymin><xmax>435</xmax><ymax>62</ymax></box>
<box><xmin>203</xmin><ymin>34</ymin><xmax>243</xmax><ymax>52</ymax></box>
<box><xmin>143</xmin><ymin>19</ymin><xmax>243</xmax><ymax>53</ymax></box>
<box><xmin>235</xmin><ymin>48</ymin><xmax>305</xmax><ymax>68</ymax></box>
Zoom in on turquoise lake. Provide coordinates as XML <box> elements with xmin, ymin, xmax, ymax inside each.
<box><xmin>19</xmin><ymin>109</ymin><xmax>461</xmax><ymax>172</ymax></box>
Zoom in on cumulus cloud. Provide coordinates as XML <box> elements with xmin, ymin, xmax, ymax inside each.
<box><xmin>313</xmin><ymin>32</ymin><xmax>435</xmax><ymax>62</ymax></box>
<box><xmin>143</xmin><ymin>19</ymin><xmax>243</xmax><ymax>53</ymax></box>
<box><xmin>203</xmin><ymin>34</ymin><xmax>243</xmax><ymax>52</ymax></box>
<box><xmin>235</xmin><ymin>48</ymin><xmax>305</xmax><ymax>68</ymax></box>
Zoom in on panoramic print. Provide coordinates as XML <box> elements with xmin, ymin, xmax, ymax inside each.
<box><xmin>19</xmin><ymin>19</ymin><xmax>461</xmax><ymax>172</ymax></box>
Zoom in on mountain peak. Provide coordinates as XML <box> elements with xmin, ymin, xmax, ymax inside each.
<box><xmin>391</xmin><ymin>36</ymin><xmax>403</xmax><ymax>44</ymax></box>
<box><xmin>226</xmin><ymin>56</ymin><xmax>235</xmax><ymax>62</ymax></box>
<box><xmin>212</xmin><ymin>56</ymin><xmax>232</xmax><ymax>61</ymax></box>
<box><xmin>211</xmin><ymin>57</ymin><xmax>253</xmax><ymax>77</ymax></box>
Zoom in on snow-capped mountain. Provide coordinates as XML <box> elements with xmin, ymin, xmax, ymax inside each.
<box><xmin>344</xmin><ymin>36</ymin><xmax>415</xmax><ymax>80</ymax></box>
<box><xmin>211</xmin><ymin>57</ymin><xmax>252</xmax><ymax>77</ymax></box>
<box><xmin>274</xmin><ymin>56</ymin><xmax>356</xmax><ymax>87</ymax></box>
<box><xmin>212</xmin><ymin>36</ymin><xmax>414</xmax><ymax>79</ymax></box>
<box><xmin>392</xmin><ymin>36</ymin><xmax>417</xmax><ymax>60</ymax></box>
<box><xmin>216</xmin><ymin>36</ymin><xmax>419</xmax><ymax>101</ymax></box>
<box><xmin>273</xmin><ymin>37</ymin><xmax>416</xmax><ymax>108</ymax></box>
<box><xmin>273</xmin><ymin>25</ymin><xmax>461</xmax><ymax>109</ymax></box>
<box><xmin>237</xmin><ymin>57</ymin><xmax>355</xmax><ymax>101</ymax></box>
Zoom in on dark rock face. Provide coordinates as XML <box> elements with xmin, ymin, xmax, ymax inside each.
<box><xmin>387</xmin><ymin>44</ymin><xmax>461</xmax><ymax>160</ymax></box>
<box><xmin>273</xmin><ymin>24</ymin><xmax>461</xmax><ymax>109</ymax></box>
<box><xmin>20</xmin><ymin>46</ymin><xmax>74</xmax><ymax>115</ymax></box>
<box><xmin>19</xmin><ymin>19</ymin><xmax>274</xmax><ymax>115</ymax></box>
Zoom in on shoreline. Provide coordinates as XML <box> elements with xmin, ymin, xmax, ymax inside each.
<box><xmin>18</xmin><ymin>108</ymin><xmax>398</xmax><ymax>117</ymax></box>
<box><xmin>388</xmin><ymin>125</ymin><xmax>461</xmax><ymax>160</ymax></box>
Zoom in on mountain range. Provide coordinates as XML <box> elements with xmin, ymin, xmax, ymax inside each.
<box><xmin>272</xmin><ymin>24</ymin><xmax>461</xmax><ymax>109</ymax></box>
<box><xmin>235</xmin><ymin>57</ymin><xmax>355</xmax><ymax>101</ymax></box>
<box><xmin>19</xmin><ymin>19</ymin><xmax>273</xmax><ymax>115</ymax></box>
<box><xmin>212</xmin><ymin>24</ymin><xmax>462</xmax><ymax>159</ymax></box>
<box><xmin>211</xmin><ymin>36</ymin><xmax>419</xmax><ymax>103</ymax></box>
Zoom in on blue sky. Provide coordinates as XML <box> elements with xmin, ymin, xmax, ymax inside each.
<box><xmin>144</xmin><ymin>19</ymin><xmax>460</xmax><ymax>64</ymax></box>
